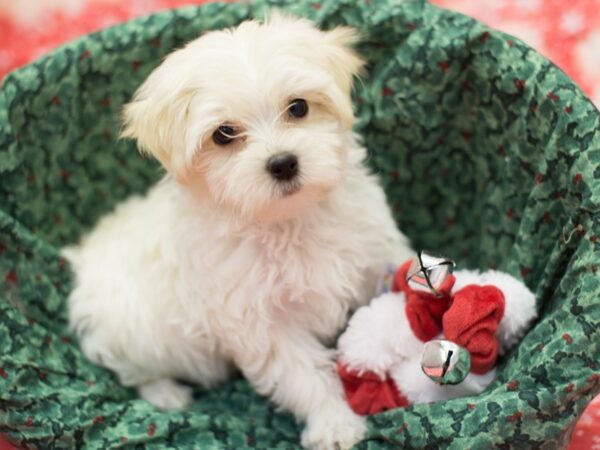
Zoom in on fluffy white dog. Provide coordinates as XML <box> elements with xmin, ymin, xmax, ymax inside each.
<box><xmin>65</xmin><ymin>14</ymin><xmax>412</xmax><ymax>450</ymax></box>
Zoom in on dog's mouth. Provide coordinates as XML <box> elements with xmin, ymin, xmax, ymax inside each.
<box><xmin>280</xmin><ymin>182</ymin><xmax>302</xmax><ymax>197</ymax></box>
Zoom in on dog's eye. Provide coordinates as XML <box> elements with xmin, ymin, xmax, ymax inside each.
<box><xmin>288</xmin><ymin>99</ymin><xmax>308</xmax><ymax>118</ymax></box>
<box><xmin>212</xmin><ymin>125</ymin><xmax>235</xmax><ymax>146</ymax></box>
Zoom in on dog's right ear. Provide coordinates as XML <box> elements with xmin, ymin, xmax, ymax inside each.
<box><xmin>316</xmin><ymin>26</ymin><xmax>365</xmax><ymax>128</ymax></box>
<box><xmin>122</xmin><ymin>51</ymin><xmax>198</xmax><ymax>183</ymax></box>
<box><xmin>322</xmin><ymin>26</ymin><xmax>365</xmax><ymax>97</ymax></box>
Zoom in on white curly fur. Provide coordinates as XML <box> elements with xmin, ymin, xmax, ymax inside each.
<box><xmin>337</xmin><ymin>292</ymin><xmax>422</xmax><ymax>379</ymax></box>
<box><xmin>64</xmin><ymin>15</ymin><xmax>413</xmax><ymax>450</ymax></box>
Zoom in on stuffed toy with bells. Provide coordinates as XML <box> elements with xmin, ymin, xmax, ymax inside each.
<box><xmin>336</xmin><ymin>253</ymin><xmax>537</xmax><ymax>415</ymax></box>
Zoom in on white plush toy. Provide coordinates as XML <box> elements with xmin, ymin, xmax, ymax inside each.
<box><xmin>336</xmin><ymin>253</ymin><xmax>537</xmax><ymax>415</ymax></box>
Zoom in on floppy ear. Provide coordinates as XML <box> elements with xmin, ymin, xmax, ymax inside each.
<box><xmin>321</xmin><ymin>26</ymin><xmax>365</xmax><ymax>127</ymax></box>
<box><xmin>121</xmin><ymin>51</ymin><xmax>198</xmax><ymax>183</ymax></box>
<box><xmin>322</xmin><ymin>26</ymin><xmax>365</xmax><ymax>97</ymax></box>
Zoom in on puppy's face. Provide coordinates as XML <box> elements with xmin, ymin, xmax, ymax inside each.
<box><xmin>123</xmin><ymin>15</ymin><xmax>363</xmax><ymax>222</ymax></box>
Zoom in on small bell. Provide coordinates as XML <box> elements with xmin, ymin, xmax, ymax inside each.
<box><xmin>406</xmin><ymin>251</ymin><xmax>455</xmax><ymax>296</ymax></box>
<box><xmin>421</xmin><ymin>339</ymin><xmax>471</xmax><ymax>385</ymax></box>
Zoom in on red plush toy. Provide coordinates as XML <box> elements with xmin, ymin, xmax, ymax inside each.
<box><xmin>336</xmin><ymin>253</ymin><xmax>537</xmax><ymax>415</ymax></box>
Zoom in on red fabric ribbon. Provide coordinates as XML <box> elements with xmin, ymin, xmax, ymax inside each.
<box><xmin>337</xmin><ymin>362</ymin><xmax>409</xmax><ymax>415</ymax></box>
<box><xmin>394</xmin><ymin>260</ymin><xmax>456</xmax><ymax>341</ymax></box>
<box><xmin>442</xmin><ymin>284</ymin><xmax>505</xmax><ymax>374</ymax></box>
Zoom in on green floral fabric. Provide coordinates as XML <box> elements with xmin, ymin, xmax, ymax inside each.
<box><xmin>1</xmin><ymin>0</ymin><xmax>599</xmax><ymax>448</ymax></box>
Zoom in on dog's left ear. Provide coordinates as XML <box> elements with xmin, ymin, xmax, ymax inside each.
<box><xmin>322</xmin><ymin>26</ymin><xmax>365</xmax><ymax>97</ymax></box>
<box><xmin>320</xmin><ymin>26</ymin><xmax>364</xmax><ymax>127</ymax></box>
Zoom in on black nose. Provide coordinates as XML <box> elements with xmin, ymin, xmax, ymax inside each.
<box><xmin>266</xmin><ymin>152</ymin><xmax>299</xmax><ymax>181</ymax></box>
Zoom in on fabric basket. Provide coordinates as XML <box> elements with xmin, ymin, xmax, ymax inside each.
<box><xmin>1</xmin><ymin>0</ymin><xmax>598</xmax><ymax>448</ymax></box>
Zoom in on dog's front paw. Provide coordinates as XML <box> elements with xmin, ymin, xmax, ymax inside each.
<box><xmin>301</xmin><ymin>404</ymin><xmax>367</xmax><ymax>450</ymax></box>
<box><xmin>138</xmin><ymin>379</ymin><xmax>193</xmax><ymax>410</ymax></box>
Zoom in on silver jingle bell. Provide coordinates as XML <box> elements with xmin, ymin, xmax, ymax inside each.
<box><xmin>406</xmin><ymin>251</ymin><xmax>455</xmax><ymax>296</ymax></box>
<box><xmin>421</xmin><ymin>339</ymin><xmax>471</xmax><ymax>385</ymax></box>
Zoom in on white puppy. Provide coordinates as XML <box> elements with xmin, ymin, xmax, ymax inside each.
<box><xmin>65</xmin><ymin>14</ymin><xmax>412</xmax><ymax>450</ymax></box>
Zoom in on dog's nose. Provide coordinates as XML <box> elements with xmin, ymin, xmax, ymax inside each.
<box><xmin>266</xmin><ymin>152</ymin><xmax>299</xmax><ymax>181</ymax></box>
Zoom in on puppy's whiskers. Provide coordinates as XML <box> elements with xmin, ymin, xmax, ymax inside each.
<box><xmin>230</xmin><ymin>130</ymin><xmax>250</xmax><ymax>140</ymax></box>
<box><xmin>272</xmin><ymin>179</ymin><xmax>302</xmax><ymax>198</ymax></box>
<box><xmin>271</xmin><ymin>101</ymin><xmax>297</xmax><ymax>127</ymax></box>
